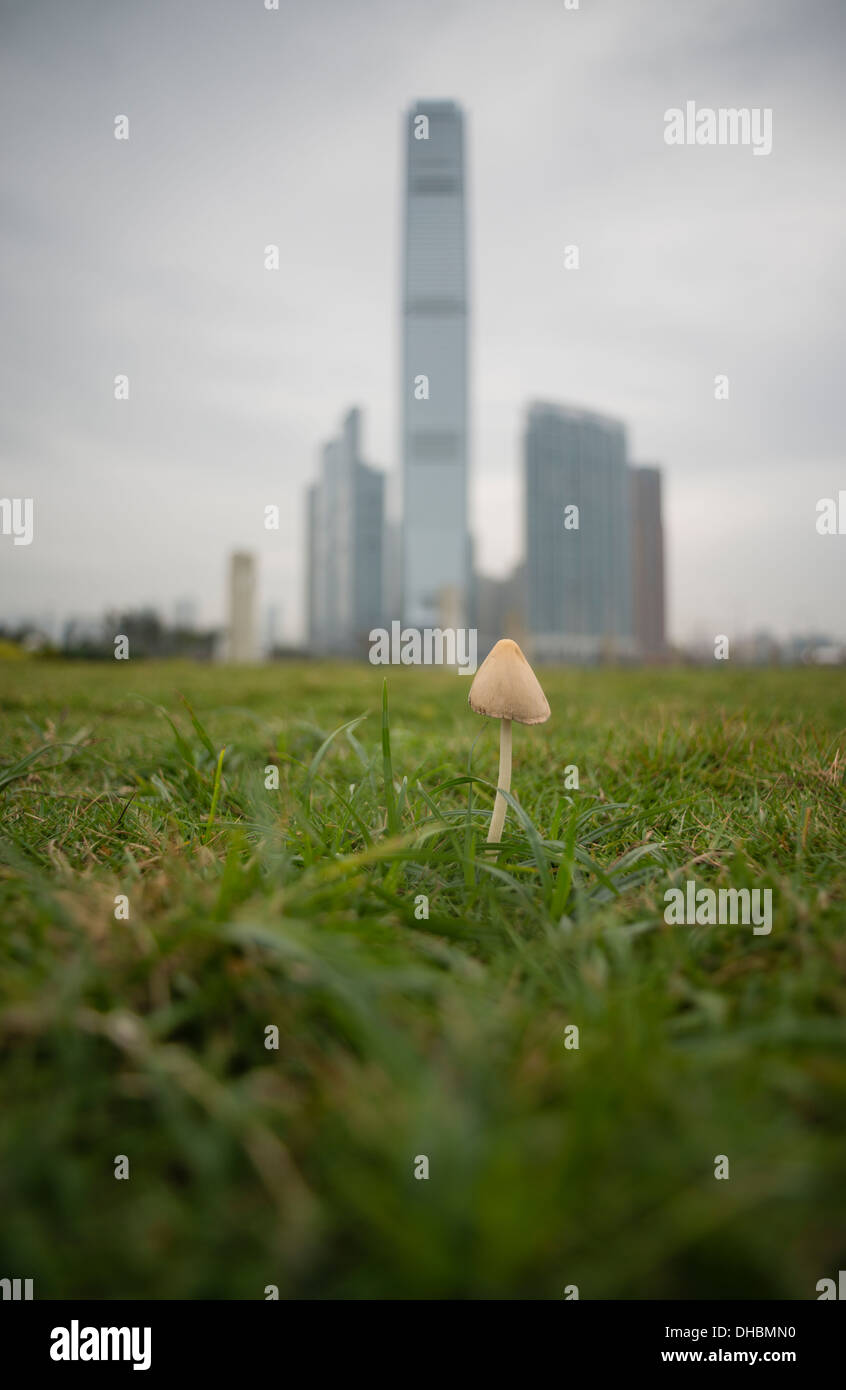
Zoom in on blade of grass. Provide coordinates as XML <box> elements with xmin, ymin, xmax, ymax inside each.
<box><xmin>0</xmin><ymin>743</ymin><xmax>74</xmax><ymax>792</ymax></box>
<box><xmin>550</xmin><ymin>798</ymin><xmax>580</xmax><ymax>917</ymax></box>
<box><xmin>179</xmin><ymin>694</ymin><xmax>217</xmax><ymax>760</ymax></box>
<box><xmin>203</xmin><ymin>746</ymin><xmax>226</xmax><ymax>843</ymax></box>
<box><xmin>382</xmin><ymin>679</ymin><xmax>399</xmax><ymax>835</ymax></box>
<box><xmin>305</xmin><ymin>714</ymin><xmax>368</xmax><ymax>796</ymax></box>
<box><xmin>487</xmin><ymin>787</ymin><xmax>552</xmax><ymax>897</ymax></box>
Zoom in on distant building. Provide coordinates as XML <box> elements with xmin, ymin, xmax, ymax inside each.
<box><xmin>264</xmin><ymin>603</ymin><xmax>282</xmax><ymax>656</ymax></box>
<box><xmin>305</xmin><ymin>480</ymin><xmax>320</xmax><ymax>649</ymax></box>
<box><xmin>306</xmin><ymin>408</ymin><xmax>384</xmax><ymax>654</ymax></box>
<box><xmin>173</xmin><ymin>598</ymin><xmax>197</xmax><ymax>632</ymax></box>
<box><xmin>475</xmin><ymin>564</ymin><xmax>526</xmax><ymax>660</ymax></box>
<box><xmin>227</xmin><ymin>552</ymin><xmax>258</xmax><ymax>663</ymax></box>
<box><xmin>382</xmin><ymin>519</ymin><xmax>402</xmax><ymax>625</ymax></box>
<box><xmin>401</xmin><ymin>99</ymin><xmax>470</xmax><ymax>628</ymax></box>
<box><xmin>61</xmin><ymin>616</ymin><xmax>103</xmax><ymax>650</ymax></box>
<box><xmin>34</xmin><ymin>611</ymin><xmax>58</xmax><ymax>645</ymax></box>
<box><xmin>525</xmin><ymin>402</ymin><xmax>635</xmax><ymax>662</ymax></box>
<box><xmin>784</xmin><ymin>632</ymin><xmax>843</xmax><ymax>665</ymax></box>
<box><xmin>630</xmin><ymin>465</ymin><xmax>666</xmax><ymax>659</ymax></box>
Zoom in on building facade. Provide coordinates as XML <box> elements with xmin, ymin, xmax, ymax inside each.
<box><xmin>306</xmin><ymin>407</ymin><xmax>384</xmax><ymax>654</ymax></box>
<box><xmin>474</xmin><ymin>564</ymin><xmax>526</xmax><ymax>661</ymax></box>
<box><xmin>228</xmin><ymin>551</ymin><xmax>258</xmax><ymax>664</ymax></box>
<box><xmin>401</xmin><ymin>99</ymin><xmax>470</xmax><ymax>628</ymax></box>
<box><xmin>630</xmin><ymin>464</ymin><xmax>666</xmax><ymax>659</ymax></box>
<box><xmin>525</xmin><ymin>402</ymin><xmax>635</xmax><ymax>662</ymax></box>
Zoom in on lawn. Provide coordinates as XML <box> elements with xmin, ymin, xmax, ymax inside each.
<box><xmin>0</xmin><ymin>659</ymin><xmax>844</xmax><ymax>1299</ymax></box>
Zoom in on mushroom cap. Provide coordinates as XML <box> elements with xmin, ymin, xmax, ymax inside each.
<box><xmin>468</xmin><ymin>638</ymin><xmax>550</xmax><ymax>725</ymax></box>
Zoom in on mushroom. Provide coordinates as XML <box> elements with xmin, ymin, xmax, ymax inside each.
<box><xmin>468</xmin><ymin>638</ymin><xmax>550</xmax><ymax>844</ymax></box>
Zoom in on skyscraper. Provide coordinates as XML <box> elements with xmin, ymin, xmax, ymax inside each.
<box><xmin>173</xmin><ymin>598</ymin><xmax>197</xmax><ymax>631</ymax></box>
<box><xmin>631</xmin><ymin>465</ymin><xmax>666</xmax><ymax>659</ymax></box>
<box><xmin>306</xmin><ymin>407</ymin><xmax>384</xmax><ymax>654</ymax></box>
<box><xmin>524</xmin><ymin>402</ymin><xmax>635</xmax><ymax>662</ymax></box>
<box><xmin>227</xmin><ymin>551</ymin><xmax>258</xmax><ymax>664</ymax></box>
<box><xmin>264</xmin><ymin>602</ymin><xmax>282</xmax><ymax>656</ymax></box>
<box><xmin>401</xmin><ymin>100</ymin><xmax>470</xmax><ymax>628</ymax></box>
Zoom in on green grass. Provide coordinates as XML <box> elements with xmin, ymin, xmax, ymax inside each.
<box><xmin>0</xmin><ymin>659</ymin><xmax>844</xmax><ymax>1300</ymax></box>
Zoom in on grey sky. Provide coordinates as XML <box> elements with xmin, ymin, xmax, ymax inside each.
<box><xmin>1</xmin><ymin>0</ymin><xmax>844</xmax><ymax>642</ymax></box>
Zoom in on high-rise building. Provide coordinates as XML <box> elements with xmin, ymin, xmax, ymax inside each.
<box><xmin>382</xmin><ymin>519</ymin><xmax>402</xmax><ymax>623</ymax></box>
<box><xmin>524</xmin><ymin>402</ymin><xmax>635</xmax><ymax>662</ymax></box>
<box><xmin>227</xmin><ymin>552</ymin><xmax>258</xmax><ymax>663</ymax></box>
<box><xmin>173</xmin><ymin>598</ymin><xmax>197</xmax><ymax>631</ymax></box>
<box><xmin>306</xmin><ymin>407</ymin><xmax>384</xmax><ymax>654</ymax></box>
<box><xmin>475</xmin><ymin>563</ymin><xmax>526</xmax><ymax>660</ymax></box>
<box><xmin>630</xmin><ymin>465</ymin><xmax>666</xmax><ymax>659</ymax></box>
<box><xmin>305</xmin><ymin>479</ymin><xmax>319</xmax><ymax>648</ymax></box>
<box><xmin>264</xmin><ymin>603</ymin><xmax>282</xmax><ymax>656</ymax></box>
<box><xmin>401</xmin><ymin>99</ymin><xmax>470</xmax><ymax>628</ymax></box>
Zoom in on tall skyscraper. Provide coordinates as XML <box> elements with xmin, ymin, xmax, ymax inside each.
<box><xmin>401</xmin><ymin>100</ymin><xmax>470</xmax><ymax>628</ymax></box>
<box><xmin>264</xmin><ymin>602</ymin><xmax>282</xmax><ymax>656</ymax></box>
<box><xmin>305</xmin><ymin>407</ymin><xmax>384</xmax><ymax>654</ymax></box>
<box><xmin>524</xmin><ymin>402</ymin><xmax>635</xmax><ymax>662</ymax></box>
<box><xmin>631</xmin><ymin>465</ymin><xmax>666</xmax><ymax>659</ymax></box>
<box><xmin>173</xmin><ymin>598</ymin><xmax>197</xmax><ymax>631</ymax></box>
<box><xmin>227</xmin><ymin>551</ymin><xmax>258</xmax><ymax>664</ymax></box>
<box><xmin>475</xmin><ymin>563</ymin><xmax>526</xmax><ymax>659</ymax></box>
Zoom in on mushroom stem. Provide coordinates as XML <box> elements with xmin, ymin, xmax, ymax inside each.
<box><xmin>488</xmin><ymin>717</ymin><xmax>512</xmax><ymax>844</ymax></box>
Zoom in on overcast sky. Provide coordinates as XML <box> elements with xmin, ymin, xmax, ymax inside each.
<box><xmin>1</xmin><ymin>0</ymin><xmax>844</xmax><ymax>642</ymax></box>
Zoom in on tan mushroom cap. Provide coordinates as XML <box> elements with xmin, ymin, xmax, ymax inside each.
<box><xmin>468</xmin><ymin>638</ymin><xmax>550</xmax><ymax>725</ymax></box>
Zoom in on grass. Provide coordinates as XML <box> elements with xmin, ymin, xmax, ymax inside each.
<box><xmin>0</xmin><ymin>658</ymin><xmax>844</xmax><ymax>1300</ymax></box>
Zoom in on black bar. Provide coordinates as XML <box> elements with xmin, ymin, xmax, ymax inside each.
<box><xmin>1</xmin><ymin>1300</ymin><xmax>842</xmax><ymax>1377</ymax></box>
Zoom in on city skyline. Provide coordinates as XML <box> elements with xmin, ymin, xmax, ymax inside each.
<box><xmin>1</xmin><ymin>0</ymin><xmax>844</xmax><ymax>644</ymax></box>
